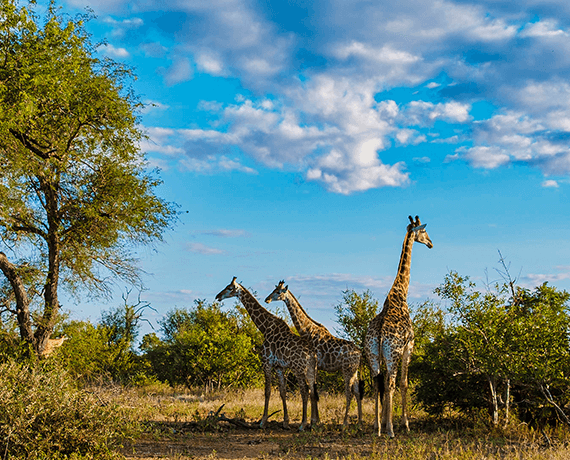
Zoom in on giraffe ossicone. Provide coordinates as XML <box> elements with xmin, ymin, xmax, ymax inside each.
<box><xmin>364</xmin><ymin>215</ymin><xmax>433</xmax><ymax>438</ymax></box>
<box><xmin>215</xmin><ymin>276</ymin><xmax>319</xmax><ymax>430</ymax></box>
<box><xmin>265</xmin><ymin>281</ymin><xmax>363</xmax><ymax>428</ymax></box>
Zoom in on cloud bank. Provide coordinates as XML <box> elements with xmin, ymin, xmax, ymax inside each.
<box><xmin>79</xmin><ymin>0</ymin><xmax>570</xmax><ymax>193</ymax></box>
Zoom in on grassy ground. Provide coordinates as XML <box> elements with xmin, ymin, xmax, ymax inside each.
<box><xmin>92</xmin><ymin>383</ymin><xmax>570</xmax><ymax>459</ymax></box>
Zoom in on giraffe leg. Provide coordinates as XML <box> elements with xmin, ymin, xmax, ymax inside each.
<box><xmin>260</xmin><ymin>366</ymin><xmax>272</xmax><ymax>429</ymax></box>
<box><xmin>306</xmin><ymin>353</ymin><xmax>319</xmax><ymax>427</ymax></box>
<box><xmin>342</xmin><ymin>370</ymin><xmax>359</xmax><ymax>428</ymax></box>
<box><xmin>296</xmin><ymin>373</ymin><xmax>310</xmax><ymax>431</ymax></box>
<box><xmin>276</xmin><ymin>369</ymin><xmax>290</xmax><ymax>430</ymax></box>
<box><xmin>353</xmin><ymin>370</ymin><xmax>363</xmax><ymax>427</ymax></box>
<box><xmin>382</xmin><ymin>370</ymin><xmax>397</xmax><ymax>438</ymax></box>
<box><xmin>373</xmin><ymin>373</ymin><xmax>382</xmax><ymax>436</ymax></box>
<box><xmin>365</xmin><ymin>333</ymin><xmax>382</xmax><ymax>435</ymax></box>
<box><xmin>400</xmin><ymin>341</ymin><xmax>413</xmax><ymax>432</ymax></box>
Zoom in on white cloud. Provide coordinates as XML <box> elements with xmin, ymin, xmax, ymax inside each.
<box><xmin>201</xmin><ymin>229</ymin><xmax>250</xmax><ymax>238</ymax></box>
<box><xmin>101</xmin><ymin>43</ymin><xmax>129</xmax><ymax>58</ymax></box>
<box><xmin>405</xmin><ymin>100</ymin><xmax>472</xmax><ymax>125</ymax></box>
<box><xmin>141</xmin><ymin>100</ymin><xmax>170</xmax><ymax>114</ymax></box>
<box><xmin>186</xmin><ymin>242</ymin><xmax>224</xmax><ymax>255</ymax></box>
<box><xmin>161</xmin><ymin>57</ymin><xmax>193</xmax><ymax>86</ymax></box>
<box><xmin>542</xmin><ymin>179</ymin><xmax>559</xmax><ymax>188</ymax></box>
<box><xmin>196</xmin><ymin>52</ymin><xmax>225</xmax><ymax>75</ymax></box>
<box><xmin>460</xmin><ymin>145</ymin><xmax>511</xmax><ymax>169</ymax></box>
<box><xmin>520</xmin><ymin>20</ymin><xmax>567</xmax><ymax>38</ymax></box>
<box><xmin>82</xmin><ymin>0</ymin><xmax>570</xmax><ymax>187</ymax></box>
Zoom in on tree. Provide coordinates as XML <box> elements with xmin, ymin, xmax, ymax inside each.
<box><xmin>334</xmin><ymin>289</ymin><xmax>379</xmax><ymax>350</ymax></box>
<box><xmin>334</xmin><ymin>289</ymin><xmax>379</xmax><ymax>393</ymax></box>
<box><xmin>413</xmin><ymin>271</ymin><xmax>570</xmax><ymax>427</ymax></box>
<box><xmin>142</xmin><ymin>300</ymin><xmax>263</xmax><ymax>391</ymax></box>
<box><xmin>0</xmin><ymin>1</ymin><xmax>176</xmax><ymax>355</ymax></box>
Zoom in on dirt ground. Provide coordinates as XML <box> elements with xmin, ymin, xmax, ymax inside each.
<box><xmin>121</xmin><ymin>420</ymin><xmax>381</xmax><ymax>459</ymax></box>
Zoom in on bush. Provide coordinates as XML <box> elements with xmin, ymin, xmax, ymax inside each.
<box><xmin>0</xmin><ymin>359</ymin><xmax>133</xmax><ymax>459</ymax></box>
<box><xmin>142</xmin><ymin>300</ymin><xmax>263</xmax><ymax>391</ymax></box>
<box><xmin>411</xmin><ymin>272</ymin><xmax>570</xmax><ymax>426</ymax></box>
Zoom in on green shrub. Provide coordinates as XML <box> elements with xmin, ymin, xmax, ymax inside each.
<box><xmin>142</xmin><ymin>300</ymin><xmax>263</xmax><ymax>391</ymax></box>
<box><xmin>0</xmin><ymin>359</ymin><xmax>134</xmax><ymax>459</ymax></box>
<box><xmin>57</xmin><ymin>320</ymin><xmax>149</xmax><ymax>384</ymax></box>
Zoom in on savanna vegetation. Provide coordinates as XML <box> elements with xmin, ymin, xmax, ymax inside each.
<box><xmin>0</xmin><ymin>1</ymin><xmax>569</xmax><ymax>459</ymax></box>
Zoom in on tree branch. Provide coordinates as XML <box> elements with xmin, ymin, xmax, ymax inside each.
<box><xmin>9</xmin><ymin>129</ymin><xmax>60</xmax><ymax>160</ymax></box>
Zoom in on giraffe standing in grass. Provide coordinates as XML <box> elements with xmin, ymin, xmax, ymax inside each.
<box><xmin>364</xmin><ymin>215</ymin><xmax>433</xmax><ymax>438</ymax></box>
<box><xmin>215</xmin><ymin>277</ymin><xmax>319</xmax><ymax>430</ymax></box>
<box><xmin>265</xmin><ymin>281</ymin><xmax>363</xmax><ymax>427</ymax></box>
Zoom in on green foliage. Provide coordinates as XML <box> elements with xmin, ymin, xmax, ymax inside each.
<box><xmin>0</xmin><ymin>359</ymin><xmax>131</xmax><ymax>459</ymax></box>
<box><xmin>142</xmin><ymin>300</ymin><xmax>263</xmax><ymax>391</ymax></box>
<box><xmin>57</xmin><ymin>303</ymin><xmax>151</xmax><ymax>385</ymax></box>
<box><xmin>57</xmin><ymin>320</ymin><xmax>134</xmax><ymax>383</ymax></box>
<box><xmin>334</xmin><ymin>289</ymin><xmax>379</xmax><ymax>350</ymax></box>
<box><xmin>333</xmin><ymin>289</ymin><xmax>379</xmax><ymax>394</ymax></box>
<box><xmin>0</xmin><ymin>0</ymin><xmax>176</xmax><ymax>353</ymax></box>
<box><xmin>412</xmin><ymin>271</ymin><xmax>570</xmax><ymax>426</ymax></box>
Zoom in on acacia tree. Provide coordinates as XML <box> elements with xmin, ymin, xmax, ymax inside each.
<box><xmin>0</xmin><ymin>1</ymin><xmax>176</xmax><ymax>355</ymax></box>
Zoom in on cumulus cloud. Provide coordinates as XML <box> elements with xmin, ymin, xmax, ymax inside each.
<box><xmin>100</xmin><ymin>43</ymin><xmax>129</xmax><ymax>58</ymax></box>
<box><xmin>87</xmin><ymin>0</ymin><xmax>570</xmax><ymax>189</ymax></box>
<box><xmin>542</xmin><ymin>180</ymin><xmax>559</xmax><ymax>188</ymax></box>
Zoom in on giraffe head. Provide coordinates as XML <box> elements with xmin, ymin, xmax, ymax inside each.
<box><xmin>265</xmin><ymin>280</ymin><xmax>288</xmax><ymax>304</ymax></box>
<box><xmin>215</xmin><ymin>276</ymin><xmax>242</xmax><ymax>301</ymax></box>
<box><xmin>408</xmin><ymin>215</ymin><xmax>433</xmax><ymax>249</ymax></box>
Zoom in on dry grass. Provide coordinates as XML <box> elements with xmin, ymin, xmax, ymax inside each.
<box><xmin>90</xmin><ymin>384</ymin><xmax>570</xmax><ymax>460</ymax></box>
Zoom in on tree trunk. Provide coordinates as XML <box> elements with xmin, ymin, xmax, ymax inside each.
<box><xmin>504</xmin><ymin>378</ymin><xmax>510</xmax><ymax>427</ymax></box>
<box><xmin>488</xmin><ymin>375</ymin><xmax>499</xmax><ymax>426</ymax></box>
<box><xmin>0</xmin><ymin>252</ymin><xmax>35</xmax><ymax>348</ymax></box>
<box><xmin>33</xmin><ymin>173</ymin><xmax>61</xmax><ymax>355</ymax></box>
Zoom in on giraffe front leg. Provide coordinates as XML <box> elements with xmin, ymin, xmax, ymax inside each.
<box><xmin>353</xmin><ymin>372</ymin><xmax>364</xmax><ymax>427</ymax></box>
<box><xmin>260</xmin><ymin>366</ymin><xmax>272</xmax><ymax>429</ymax></box>
<box><xmin>342</xmin><ymin>378</ymin><xmax>352</xmax><ymax>429</ymax></box>
<box><xmin>297</xmin><ymin>375</ymin><xmax>310</xmax><ymax>431</ymax></box>
<box><xmin>276</xmin><ymin>369</ymin><xmax>290</xmax><ymax>430</ymax></box>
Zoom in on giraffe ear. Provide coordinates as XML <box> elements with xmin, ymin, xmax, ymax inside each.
<box><xmin>285</xmin><ymin>285</ymin><xmax>289</xmax><ymax>292</ymax></box>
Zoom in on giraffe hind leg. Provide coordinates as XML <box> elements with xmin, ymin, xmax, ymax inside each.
<box><xmin>400</xmin><ymin>341</ymin><xmax>413</xmax><ymax>432</ymax></box>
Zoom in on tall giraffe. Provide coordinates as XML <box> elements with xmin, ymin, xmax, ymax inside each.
<box><xmin>265</xmin><ymin>281</ymin><xmax>363</xmax><ymax>427</ymax></box>
<box><xmin>215</xmin><ymin>277</ymin><xmax>319</xmax><ymax>430</ymax></box>
<box><xmin>364</xmin><ymin>215</ymin><xmax>433</xmax><ymax>438</ymax></box>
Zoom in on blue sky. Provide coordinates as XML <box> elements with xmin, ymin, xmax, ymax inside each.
<box><xmin>43</xmin><ymin>0</ymin><xmax>570</xmax><ymax>333</ymax></box>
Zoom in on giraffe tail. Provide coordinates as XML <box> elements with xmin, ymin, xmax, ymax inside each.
<box><xmin>313</xmin><ymin>382</ymin><xmax>319</xmax><ymax>402</ymax></box>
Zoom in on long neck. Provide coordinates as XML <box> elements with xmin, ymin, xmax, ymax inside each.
<box><xmin>386</xmin><ymin>229</ymin><xmax>415</xmax><ymax>308</ymax></box>
<box><xmin>284</xmin><ymin>291</ymin><xmax>330</xmax><ymax>337</ymax></box>
<box><xmin>237</xmin><ymin>285</ymin><xmax>278</xmax><ymax>336</ymax></box>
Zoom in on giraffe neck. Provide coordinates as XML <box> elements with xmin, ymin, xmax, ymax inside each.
<box><xmin>237</xmin><ymin>285</ymin><xmax>276</xmax><ymax>336</ymax></box>
<box><xmin>284</xmin><ymin>291</ymin><xmax>330</xmax><ymax>338</ymax></box>
<box><xmin>386</xmin><ymin>229</ymin><xmax>415</xmax><ymax>308</ymax></box>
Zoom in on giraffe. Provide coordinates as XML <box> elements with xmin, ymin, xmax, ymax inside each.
<box><xmin>215</xmin><ymin>277</ymin><xmax>319</xmax><ymax>430</ymax></box>
<box><xmin>364</xmin><ymin>215</ymin><xmax>433</xmax><ymax>438</ymax></box>
<box><xmin>265</xmin><ymin>281</ymin><xmax>363</xmax><ymax>427</ymax></box>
